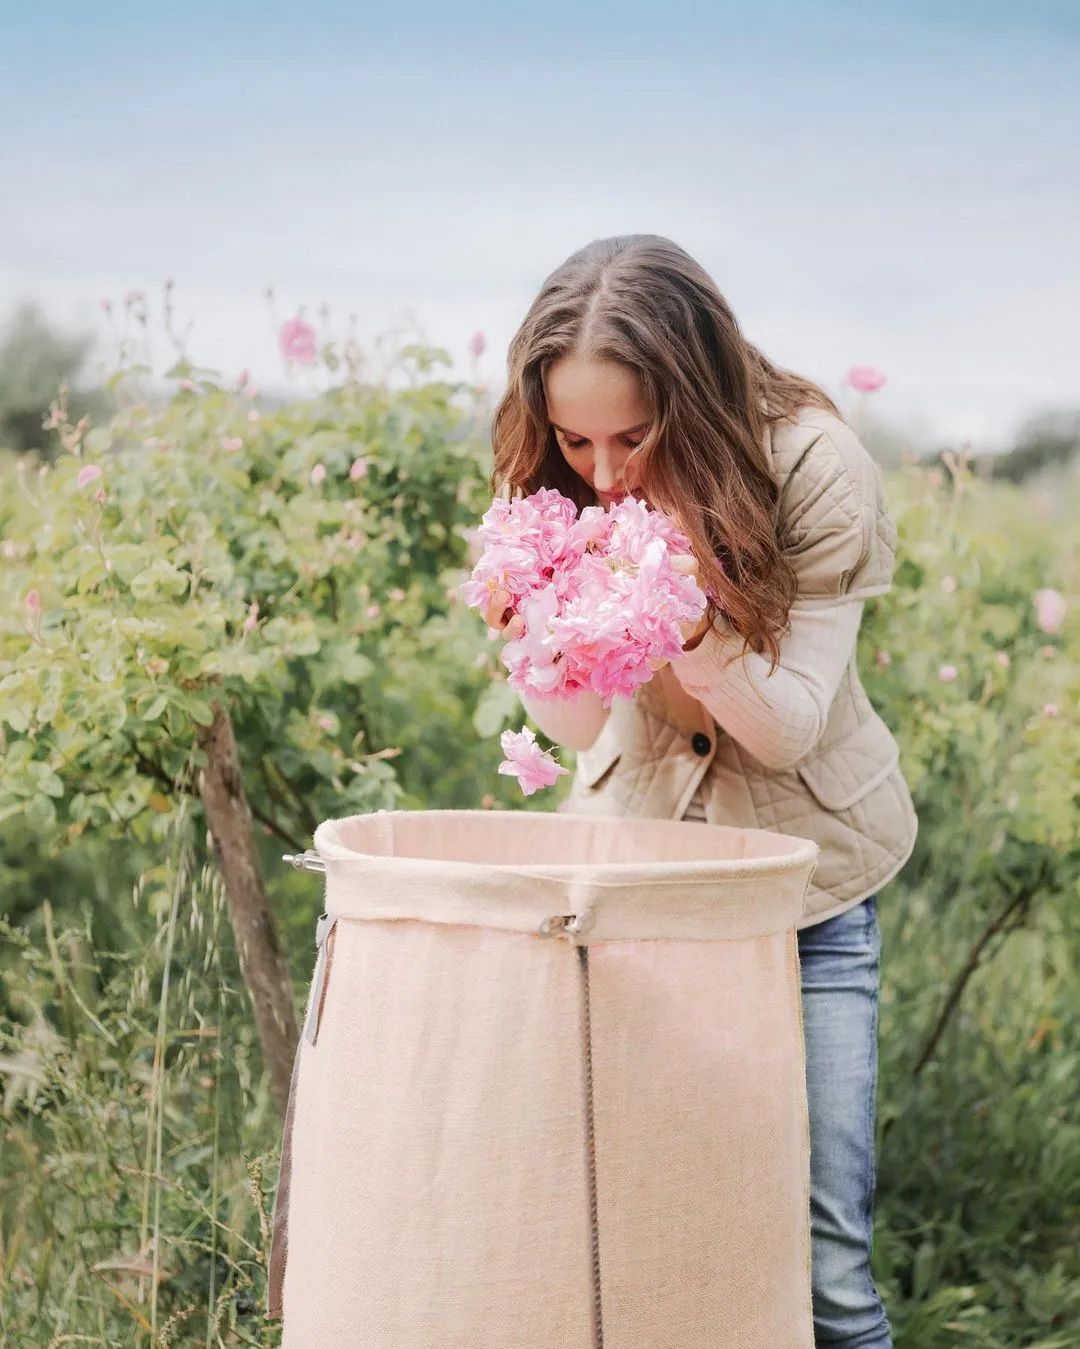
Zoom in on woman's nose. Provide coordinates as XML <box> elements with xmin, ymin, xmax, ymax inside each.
<box><xmin>592</xmin><ymin>449</ymin><xmax>623</xmax><ymax>492</ymax></box>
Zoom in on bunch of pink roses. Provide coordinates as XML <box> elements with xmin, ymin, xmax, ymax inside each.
<box><xmin>464</xmin><ymin>488</ymin><xmax>710</xmax><ymax>795</ymax></box>
<box><xmin>463</xmin><ymin>488</ymin><xmax>709</xmax><ymax>708</ymax></box>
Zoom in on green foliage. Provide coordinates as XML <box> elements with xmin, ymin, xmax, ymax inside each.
<box><xmin>0</xmin><ymin>303</ymin><xmax>109</xmax><ymax>458</ymax></box>
<box><xmin>1</xmin><ymin>365</ymin><xmax>1078</xmax><ymax>1343</ymax></box>
<box><xmin>988</xmin><ymin>407</ymin><xmax>1080</xmax><ymax>484</ymax></box>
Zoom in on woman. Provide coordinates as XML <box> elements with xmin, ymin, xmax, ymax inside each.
<box><xmin>482</xmin><ymin>234</ymin><xmax>918</xmax><ymax>1349</ymax></box>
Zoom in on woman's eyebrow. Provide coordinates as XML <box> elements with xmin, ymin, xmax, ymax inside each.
<box><xmin>550</xmin><ymin>421</ymin><xmax>649</xmax><ymax>437</ymax></box>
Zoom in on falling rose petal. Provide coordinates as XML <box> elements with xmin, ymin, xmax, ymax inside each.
<box><xmin>77</xmin><ymin>464</ymin><xmax>102</xmax><ymax>488</ymax></box>
<box><xmin>497</xmin><ymin>726</ymin><xmax>569</xmax><ymax>796</ymax></box>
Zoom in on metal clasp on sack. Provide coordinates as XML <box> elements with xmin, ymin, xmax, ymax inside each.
<box><xmin>303</xmin><ymin>912</ymin><xmax>338</xmax><ymax>1045</ymax></box>
<box><xmin>282</xmin><ymin>850</ymin><xmax>326</xmax><ymax>874</ymax></box>
<box><xmin>537</xmin><ymin>910</ymin><xmax>594</xmax><ymax>940</ymax></box>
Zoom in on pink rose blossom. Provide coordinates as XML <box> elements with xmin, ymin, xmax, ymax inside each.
<box><xmin>242</xmin><ymin>601</ymin><xmax>259</xmax><ymax>634</ymax></box>
<box><xmin>100</xmin><ymin>298</ymin><xmax>112</xmax><ymax>313</ymax></box>
<box><xmin>366</xmin><ymin>603</ymin><xmax>381</xmax><ymax>618</ymax></box>
<box><xmin>25</xmin><ymin>589</ymin><xmax>41</xmax><ymax>613</ymax></box>
<box><xmin>941</xmin><ymin>575</ymin><xmax>957</xmax><ymax>594</ymax></box>
<box><xmin>1033</xmin><ymin>588</ymin><xmax>1066</xmax><ymax>635</ymax></box>
<box><xmin>279</xmin><ymin>317</ymin><xmax>318</xmax><ymax>365</ymax></box>
<box><xmin>464</xmin><ymin>489</ymin><xmax>708</xmax><ymax>708</ymax></box>
<box><xmin>77</xmin><ymin>464</ymin><xmax>102</xmax><ymax>488</ymax></box>
<box><xmin>346</xmin><ymin>532</ymin><xmax>366</xmax><ymax>551</ymax></box>
<box><xmin>317</xmin><ymin>714</ymin><xmax>336</xmax><ymax>732</ymax></box>
<box><xmin>938</xmin><ymin>664</ymin><xmax>959</xmax><ymax>682</ymax></box>
<box><xmin>875</xmin><ymin>649</ymin><xmax>892</xmax><ymax>667</ymax></box>
<box><xmin>498</xmin><ymin>726</ymin><xmax>569</xmax><ymax>796</ymax></box>
<box><xmin>221</xmin><ymin>437</ymin><xmax>243</xmax><ymax>452</ymax></box>
<box><xmin>845</xmin><ymin>366</ymin><xmax>887</xmax><ymax>393</ymax></box>
<box><xmin>124</xmin><ymin>289</ymin><xmax>145</xmax><ymax>306</ymax></box>
<box><xmin>248</xmin><ymin>408</ymin><xmax>261</xmax><ymax>422</ymax></box>
<box><xmin>390</xmin><ymin>587</ymin><xmax>406</xmax><ymax>602</ymax></box>
<box><xmin>469</xmin><ymin>330</ymin><xmax>487</xmax><ymax>359</ymax></box>
<box><xmin>350</xmin><ymin>457</ymin><xmax>368</xmax><ymax>480</ymax></box>
<box><xmin>310</xmin><ymin>463</ymin><xmax>327</xmax><ymax>485</ymax></box>
<box><xmin>480</xmin><ymin>793</ymin><xmax>496</xmax><ymax>808</ymax></box>
<box><xmin>1043</xmin><ymin>702</ymin><xmax>1059</xmax><ymax>718</ymax></box>
<box><xmin>995</xmin><ymin>651</ymin><xmax>1011</xmax><ymax>668</ymax></box>
<box><xmin>179</xmin><ymin>379</ymin><xmax>195</xmax><ymax>392</ymax></box>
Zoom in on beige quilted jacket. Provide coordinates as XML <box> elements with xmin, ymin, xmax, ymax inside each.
<box><xmin>560</xmin><ymin>406</ymin><xmax>919</xmax><ymax>928</ymax></box>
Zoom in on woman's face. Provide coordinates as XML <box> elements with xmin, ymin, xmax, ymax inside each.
<box><xmin>543</xmin><ymin>355</ymin><xmax>652</xmax><ymax>506</ymax></box>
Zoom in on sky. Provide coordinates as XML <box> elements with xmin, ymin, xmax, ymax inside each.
<box><xmin>1</xmin><ymin>0</ymin><xmax>1078</xmax><ymax>452</ymax></box>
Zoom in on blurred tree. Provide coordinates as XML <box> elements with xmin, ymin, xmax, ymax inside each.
<box><xmin>988</xmin><ymin>407</ymin><xmax>1080</xmax><ymax>483</ymax></box>
<box><xmin>0</xmin><ymin>302</ymin><xmax>107</xmax><ymax>455</ymax></box>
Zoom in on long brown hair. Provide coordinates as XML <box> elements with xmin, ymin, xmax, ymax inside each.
<box><xmin>490</xmin><ymin>234</ymin><xmax>842</xmax><ymax>672</ymax></box>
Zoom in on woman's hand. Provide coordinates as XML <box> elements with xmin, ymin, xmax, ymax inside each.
<box><xmin>482</xmin><ymin>589</ymin><xmax>526</xmax><ymax>640</ymax></box>
<box><xmin>648</xmin><ymin>555</ymin><xmax>712</xmax><ymax>670</ymax></box>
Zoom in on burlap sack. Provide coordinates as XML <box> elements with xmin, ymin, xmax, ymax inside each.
<box><xmin>267</xmin><ymin>809</ymin><xmax>819</xmax><ymax>1347</ymax></box>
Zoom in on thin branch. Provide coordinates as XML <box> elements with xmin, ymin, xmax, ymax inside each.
<box><xmin>911</xmin><ymin>881</ymin><xmax>1039</xmax><ymax>1078</ymax></box>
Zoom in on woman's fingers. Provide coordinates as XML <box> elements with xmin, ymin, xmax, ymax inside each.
<box><xmin>483</xmin><ymin>589</ymin><xmax>512</xmax><ymax>628</ymax></box>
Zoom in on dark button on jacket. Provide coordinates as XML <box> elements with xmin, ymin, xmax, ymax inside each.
<box><xmin>691</xmin><ymin>732</ymin><xmax>712</xmax><ymax>757</ymax></box>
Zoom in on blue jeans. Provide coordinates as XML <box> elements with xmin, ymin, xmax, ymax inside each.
<box><xmin>798</xmin><ymin>894</ymin><xmax>893</xmax><ymax>1348</ymax></box>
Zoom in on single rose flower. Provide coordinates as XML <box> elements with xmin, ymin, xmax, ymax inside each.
<box><xmin>845</xmin><ymin>365</ymin><xmax>887</xmax><ymax>393</ymax></box>
<box><xmin>279</xmin><ymin>316</ymin><xmax>318</xmax><ymax>365</ymax></box>
<box><xmin>1033</xmin><ymin>588</ymin><xmax>1066</xmax><ymax>635</ymax></box>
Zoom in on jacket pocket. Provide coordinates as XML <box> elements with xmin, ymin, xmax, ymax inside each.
<box><xmin>796</xmin><ymin>716</ymin><xmax>901</xmax><ymax>812</ymax></box>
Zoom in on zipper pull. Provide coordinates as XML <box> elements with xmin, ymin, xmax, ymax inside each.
<box><xmin>303</xmin><ymin>912</ymin><xmax>338</xmax><ymax>1046</ymax></box>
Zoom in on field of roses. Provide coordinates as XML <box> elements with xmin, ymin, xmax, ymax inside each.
<box><xmin>0</xmin><ymin>320</ymin><xmax>1077</xmax><ymax>1347</ymax></box>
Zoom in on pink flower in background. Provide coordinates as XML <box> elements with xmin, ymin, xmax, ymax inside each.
<box><xmin>77</xmin><ymin>464</ymin><xmax>102</xmax><ymax>488</ymax></box>
<box><xmin>845</xmin><ymin>366</ymin><xmax>887</xmax><ymax>393</ymax></box>
<box><xmin>389</xmin><ymin>587</ymin><xmax>406</xmax><ymax>602</ymax></box>
<box><xmin>995</xmin><ymin>651</ymin><xmax>1011</xmax><ymax>668</ymax></box>
<box><xmin>25</xmin><ymin>589</ymin><xmax>41</xmax><ymax>614</ymax></box>
<box><xmin>941</xmin><ymin>575</ymin><xmax>957</xmax><ymax>594</ymax></box>
<box><xmin>124</xmin><ymin>290</ymin><xmax>145</xmax><ymax>306</ymax></box>
<box><xmin>179</xmin><ymin>379</ymin><xmax>195</xmax><ymax>392</ymax></box>
<box><xmin>1033</xmin><ymin>588</ymin><xmax>1066</xmax><ymax>635</ymax></box>
<box><xmin>221</xmin><ymin>437</ymin><xmax>243</xmax><ymax>452</ymax></box>
<box><xmin>100</xmin><ymin>298</ymin><xmax>112</xmax><ymax>314</ymax></box>
<box><xmin>1043</xmin><ymin>703</ymin><xmax>1059</xmax><ymax>718</ymax></box>
<box><xmin>480</xmin><ymin>793</ymin><xmax>496</xmax><ymax>808</ymax></box>
<box><xmin>875</xmin><ymin>649</ymin><xmax>892</xmax><ymax>667</ymax></box>
<box><xmin>279</xmin><ymin>317</ymin><xmax>318</xmax><ymax>366</ymax></box>
<box><xmin>498</xmin><ymin>726</ymin><xmax>569</xmax><ymax>796</ymax></box>
<box><xmin>350</xmin><ymin>457</ymin><xmax>368</xmax><ymax>480</ymax></box>
<box><xmin>243</xmin><ymin>601</ymin><xmax>259</xmax><ymax>634</ymax></box>
<box><xmin>237</xmin><ymin>368</ymin><xmax>252</xmax><ymax>389</ymax></box>
<box><xmin>248</xmin><ymin>408</ymin><xmax>261</xmax><ymax>422</ymax></box>
<box><xmin>317</xmin><ymin>714</ymin><xmax>336</xmax><ymax>732</ymax></box>
<box><xmin>310</xmin><ymin>463</ymin><xmax>327</xmax><ymax>485</ymax></box>
<box><xmin>366</xmin><ymin>603</ymin><xmax>381</xmax><ymax>619</ymax></box>
<box><xmin>469</xmin><ymin>330</ymin><xmax>487</xmax><ymax>359</ymax></box>
<box><xmin>938</xmin><ymin>664</ymin><xmax>959</xmax><ymax>682</ymax></box>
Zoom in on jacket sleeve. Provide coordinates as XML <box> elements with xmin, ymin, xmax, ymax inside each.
<box><xmin>517</xmin><ymin>689</ymin><xmax>611</xmax><ymax>752</ymax></box>
<box><xmin>779</xmin><ymin>421</ymin><xmax>897</xmax><ymax>605</ymax></box>
<box><xmin>669</xmin><ymin>599</ymin><xmax>865</xmax><ymax>771</ymax></box>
